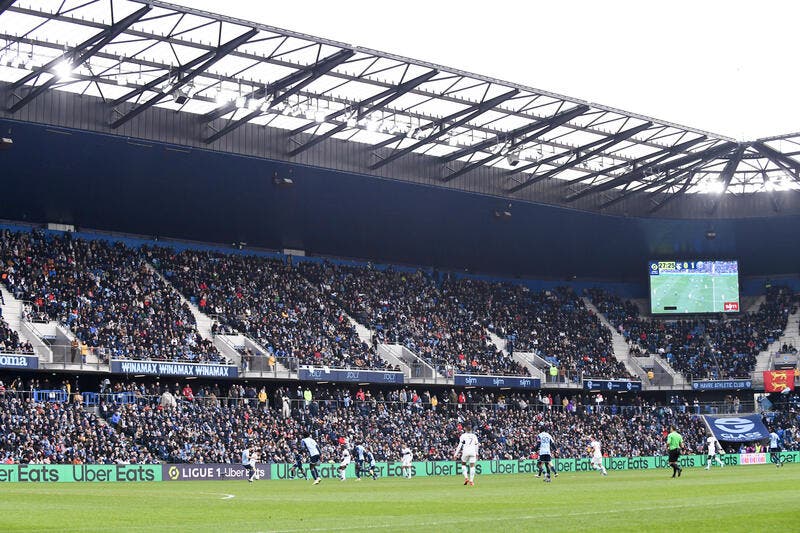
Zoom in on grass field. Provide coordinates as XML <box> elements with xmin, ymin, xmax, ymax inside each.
<box><xmin>651</xmin><ymin>273</ymin><xmax>739</xmax><ymax>314</ymax></box>
<box><xmin>1</xmin><ymin>465</ymin><xmax>796</xmax><ymax>532</ymax></box>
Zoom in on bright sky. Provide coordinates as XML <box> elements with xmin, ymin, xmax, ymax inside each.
<box><xmin>173</xmin><ymin>0</ymin><xmax>798</xmax><ymax>140</ymax></box>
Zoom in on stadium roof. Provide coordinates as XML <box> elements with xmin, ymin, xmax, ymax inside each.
<box><xmin>1</xmin><ymin>0</ymin><xmax>800</xmax><ymax>213</ymax></box>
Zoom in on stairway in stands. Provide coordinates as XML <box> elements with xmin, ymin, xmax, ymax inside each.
<box><xmin>755</xmin><ymin>306</ymin><xmax>800</xmax><ymax>373</ymax></box>
<box><xmin>487</xmin><ymin>331</ymin><xmax>545</xmax><ymax>381</ymax></box>
<box><xmin>581</xmin><ymin>297</ymin><xmax>643</xmax><ymax>377</ymax></box>
<box><xmin>0</xmin><ymin>285</ymin><xmax>52</xmax><ymax>361</ymax></box>
<box><xmin>146</xmin><ymin>262</ymin><xmax>251</xmax><ymax>370</ymax></box>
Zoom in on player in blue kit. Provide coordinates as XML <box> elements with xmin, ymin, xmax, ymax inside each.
<box><xmin>354</xmin><ymin>443</ymin><xmax>367</xmax><ymax>481</ymax></box>
<box><xmin>287</xmin><ymin>447</ymin><xmax>307</xmax><ymax>480</ymax></box>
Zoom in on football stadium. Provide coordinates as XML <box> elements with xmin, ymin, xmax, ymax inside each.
<box><xmin>0</xmin><ymin>1</ymin><xmax>799</xmax><ymax>531</ymax></box>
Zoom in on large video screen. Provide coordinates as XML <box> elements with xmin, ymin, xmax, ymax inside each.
<box><xmin>649</xmin><ymin>260</ymin><xmax>740</xmax><ymax>314</ymax></box>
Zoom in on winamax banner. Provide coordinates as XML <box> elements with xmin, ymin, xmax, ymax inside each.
<box><xmin>110</xmin><ymin>360</ymin><xmax>238</xmax><ymax>378</ymax></box>
<box><xmin>2</xmin><ymin>453</ymin><xmax>797</xmax><ymax>482</ymax></box>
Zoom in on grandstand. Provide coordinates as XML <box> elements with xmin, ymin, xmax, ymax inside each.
<box><xmin>0</xmin><ymin>1</ymin><xmax>798</xmax><ymax>531</ymax></box>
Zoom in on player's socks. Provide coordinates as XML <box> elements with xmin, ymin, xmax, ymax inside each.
<box><xmin>462</xmin><ymin>464</ymin><xmax>468</xmax><ymax>481</ymax></box>
<box><xmin>677</xmin><ymin>466</ymin><xmax>682</xmax><ymax>477</ymax></box>
<box><xmin>469</xmin><ymin>465</ymin><xmax>475</xmax><ymax>482</ymax></box>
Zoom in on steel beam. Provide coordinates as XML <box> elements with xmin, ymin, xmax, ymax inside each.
<box><xmin>0</xmin><ymin>0</ymin><xmax>15</xmax><ymax>16</ymax></box>
<box><xmin>286</xmin><ymin>70</ymin><xmax>438</xmax><ymax>156</ymax></box>
<box><xmin>203</xmin><ymin>48</ymin><xmax>354</xmax><ymax>143</ymax></box>
<box><xmin>508</xmin><ymin>121</ymin><xmax>652</xmax><ymax>193</ymax></box>
<box><xmin>561</xmin><ymin>135</ymin><xmax>709</xmax><ymax>187</ymax></box>
<box><xmin>440</xmin><ymin>105</ymin><xmax>590</xmax><ymax>182</ymax></box>
<box><xmin>6</xmin><ymin>5</ymin><xmax>151</xmax><ymax>113</ymax></box>
<box><xmin>707</xmin><ymin>145</ymin><xmax>746</xmax><ymax>214</ymax></box>
<box><xmin>204</xmin><ymin>49</ymin><xmax>354</xmax><ymax>122</ymax></box>
<box><xmin>290</xmin><ymin>69</ymin><xmax>438</xmax><ymax>137</ymax></box>
<box><xmin>110</xmin><ymin>27</ymin><xmax>258</xmax><ymax>129</ymax></box>
<box><xmin>649</xmin><ymin>173</ymin><xmax>694</xmax><ymax>214</ymax></box>
<box><xmin>564</xmin><ymin>141</ymin><xmax>738</xmax><ymax>202</ymax></box>
<box><xmin>369</xmin><ymin>89</ymin><xmax>518</xmax><ymax>170</ymax></box>
<box><xmin>752</xmin><ymin>142</ymin><xmax>800</xmax><ymax>178</ymax></box>
<box><xmin>441</xmin><ymin>104</ymin><xmax>588</xmax><ymax>164</ymax></box>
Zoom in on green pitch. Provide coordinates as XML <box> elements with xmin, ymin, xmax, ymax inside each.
<box><xmin>651</xmin><ymin>273</ymin><xmax>739</xmax><ymax>314</ymax></box>
<box><xmin>0</xmin><ymin>465</ymin><xmax>796</xmax><ymax>532</ymax></box>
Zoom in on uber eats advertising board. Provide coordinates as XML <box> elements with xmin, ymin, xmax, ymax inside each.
<box><xmin>1</xmin><ymin>452</ymin><xmax>797</xmax><ymax>482</ymax></box>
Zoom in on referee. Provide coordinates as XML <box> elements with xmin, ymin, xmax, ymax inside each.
<box><xmin>666</xmin><ymin>425</ymin><xmax>684</xmax><ymax>478</ymax></box>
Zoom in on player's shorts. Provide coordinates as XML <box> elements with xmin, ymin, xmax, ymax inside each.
<box><xmin>340</xmin><ymin>457</ymin><xmax>351</xmax><ymax>467</ymax></box>
<box><xmin>244</xmin><ymin>464</ymin><xmax>254</xmax><ymax>473</ymax></box>
<box><xmin>309</xmin><ymin>454</ymin><xmax>321</xmax><ymax>466</ymax></box>
<box><xmin>460</xmin><ymin>452</ymin><xmax>477</xmax><ymax>464</ymax></box>
<box><xmin>591</xmin><ymin>455</ymin><xmax>603</xmax><ymax>466</ymax></box>
<box><xmin>707</xmin><ymin>450</ymin><xmax>716</xmax><ymax>457</ymax></box>
<box><xmin>769</xmin><ymin>446</ymin><xmax>781</xmax><ymax>453</ymax></box>
<box><xmin>538</xmin><ymin>454</ymin><xmax>552</xmax><ymax>463</ymax></box>
<box><xmin>401</xmin><ymin>456</ymin><xmax>412</xmax><ymax>467</ymax></box>
<box><xmin>668</xmin><ymin>449</ymin><xmax>680</xmax><ymax>463</ymax></box>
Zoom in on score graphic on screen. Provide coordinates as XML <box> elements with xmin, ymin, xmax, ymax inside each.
<box><xmin>649</xmin><ymin>260</ymin><xmax>740</xmax><ymax>314</ymax></box>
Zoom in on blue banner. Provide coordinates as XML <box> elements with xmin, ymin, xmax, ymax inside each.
<box><xmin>583</xmin><ymin>379</ymin><xmax>642</xmax><ymax>392</ymax></box>
<box><xmin>705</xmin><ymin>414</ymin><xmax>770</xmax><ymax>443</ymax></box>
<box><xmin>692</xmin><ymin>379</ymin><xmax>752</xmax><ymax>391</ymax></box>
<box><xmin>298</xmin><ymin>367</ymin><xmax>404</xmax><ymax>384</ymax></box>
<box><xmin>454</xmin><ymin>374</ymin><xmax>541</xmax><ymax>389</ymax></box>
<box><xmin>0</xmin><ymin>353</ymin><xmax>39</xmax><ymax>370</ymax></box>
<box><xmin>110</xmin><ymin>360</ymin><xmax>238</xmax><ymax>378</ymax></box>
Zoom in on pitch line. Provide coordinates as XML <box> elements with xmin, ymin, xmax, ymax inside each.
<box><xmin>265</xmin><ymin>501</ymin><xmax>719</xmax><ymax>532</ymax></box>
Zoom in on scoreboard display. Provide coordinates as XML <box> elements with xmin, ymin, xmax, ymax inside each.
<box><xmin>649</xmin><ymin>260</ymin><xmax>740</xmax><ymax>314</ymax></box>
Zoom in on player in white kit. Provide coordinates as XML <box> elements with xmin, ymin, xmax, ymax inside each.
<box><xmin>301</xmin><ymin>432</ymin><xmax>322</xmax><ymax>485</ymax></box>
<box><xmin>338</xmin><ymin>446</ymin><xmax>351</xmax><ymax>481</ymax></box>
<box><xmin>400</xmin><ymin>445</ymin><xmax>413</xmax><ymax>479</ymax></box>
<box><xmin>535</xmin><ymin>427</ymin><xmax>555</xmax><ymax>482</ymax></box>
<box><xmin>588</xmin><ymin>437</ymin><xmax>608</xmax><ymax>475</ymax></box>
<box><xmin>454</xmin><ymin>424</ymin><xmax>480</xmax><ymax>486</ymax></box>
<box><xmin>705</xmin><ymin>436</ymin><xmax>725</xmax><ymax>469</ymax></box>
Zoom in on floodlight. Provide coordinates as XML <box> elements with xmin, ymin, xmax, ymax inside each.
<box><xmin>54</xmin><ymin>60</ymin><xmax>74</xmax><ymax>80</ymax></box>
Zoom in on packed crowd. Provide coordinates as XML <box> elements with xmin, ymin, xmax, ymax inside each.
<box><xmin>299</xmin><ymin>263</ymin><xmax>528</xmax><ymax>376</ymax></box>
<box><xmin>442</xmin><ymin>280</ymin><xmax>632</xmax><ymax>380</ymax></box>
<box><xmin>588</xmin><ymin>287</ymin><xmax>795</xmax><ymax>379</ymax></box>
<box><xmin>0</xmin><ymin>381</ymin><xmax>157</xmax><ymax>464</ymax></box>
<box><xmin>0</xmin><ymin>314</ymin><xmax>33</xmax><ymax>354</ymax></box>
<box><xmin>147</xmin><ymin>248</ymin><xmax>391</xmax><ymax>370</ymax></box>
<box><xmin>90</xmin><ymin>384</ymin><xmax>800</xmax><ymax>464</ymax></box>
<box><xmin>0</xmin><ymin>230</ymin><xmax>222</xmax><ymax>364</ymax></box>
<box><xmin>3</xmin><ymin>376</ymin><xmax>798</xmax><ymax>465</ymax></box>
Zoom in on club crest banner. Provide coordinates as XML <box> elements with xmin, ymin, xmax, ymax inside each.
<box><xmin>705</xmin><ymin>414</ymin><xmax>770</xmax><ymax>443</ymax></box>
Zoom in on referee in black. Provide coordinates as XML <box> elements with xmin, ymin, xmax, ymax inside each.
<box><xmin>666</xmin><ymin>425</ymin><xmax>684</xmax><ymax>478</ymax></box>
